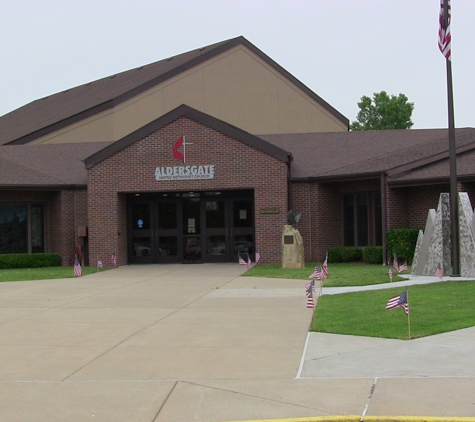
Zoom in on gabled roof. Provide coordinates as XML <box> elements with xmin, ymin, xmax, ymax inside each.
<box><xmin>85</xmin><ymin>104</ymin><xmax>292</xmax><ymax>169</ymax></box>
<box><xmin>0</xmin><ymin>36</ymin><xmax>348</xmax><ymax>146</ymax></box>
<box><xmin>260</xmin><ymin>128</ymin><xmax>475</xmax><ymax>183</ymax></box>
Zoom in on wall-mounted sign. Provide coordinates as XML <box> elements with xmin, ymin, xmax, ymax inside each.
<box><xmin>155</xmin><ymin>135</ymin><xmax>216</xmax><ymax>181</ymax></box>
<box><xmin>259</xmin><ymin>208</ymin><xmax>280</xmax><ymax>214</ymax></box>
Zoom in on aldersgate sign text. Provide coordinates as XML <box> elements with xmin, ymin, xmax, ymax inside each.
<box><xmin>155</xmin><ymin>164</ymin><xmax>215</xmax><ymax>181</ymax></box>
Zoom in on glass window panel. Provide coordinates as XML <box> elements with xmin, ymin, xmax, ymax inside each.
<box><xmin>234</xmin><ymin>234</ymin><xmax>254</xmax><ymax>256</ymax></box>
<box><xmin>158</xmin><ymin>237</ymin><xmax>178</xmax><ymax>256</ymax></box>
<box><xmin>207</xmin><ymin>235</ymin><xmax>226</xmax><ymax>255</ymax></box>
<box><xmin>183</xmin><ymin>199</ymin><xmax>200</xmax><ymax>235</ymax></box>
<box><xmin>31</xmin><ymin>205</ymin><xmax>44</xmax><ymax>253</ymax></box>
<box><xmin>206</xmin><ymin>201</ymin><xmax>225</xmax><ymax>228</ymax></box>
<box><xmin>184</xmin><ymin>236</ymin><xmax>201</xmax><ymax>261</ymax></box>
<box><xmin>373</xmin><ymin>192</ymin><xmax>383</xmax><ymax>246</ymax></box>
<box><xmin>132</xmin><ymin>203</ymin><xmax>150</xmax><ymax>230</ymax></box>
<box><xmin>158</xmin><ymin>203</ymin><xmax>177</xmax><ymax>230</ymax></box>
<box><xmin>233</xmin><ymin>201</ymin><xmax>252</xmax><ymax>228</ymax></box>
<box><xmin>0</xmin><ymin>205</ymin><xmax>28</xmax><ymax>254</ymax></box>
<box><xmin>133</xmin><ymin>237</ymin><xmax>151</xmax><ymax>257</ymax></box>
<box><xmin>343</xmin><ymin>195</ymin><xmax>355</xmax><ymax>246</ymax></box>
<box><xmin>356</xmin><ymin>194</ymin><xmax>368</xmax><ymax>246</ymax></box>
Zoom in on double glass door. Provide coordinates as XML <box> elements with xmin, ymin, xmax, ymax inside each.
<box><xmin>128</xmin><ymin>191</ymin><xmax>254</xmax><ymax>264</ymax></box>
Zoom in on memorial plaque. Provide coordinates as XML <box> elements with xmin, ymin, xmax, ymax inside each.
<box><xmin>284</xmin><ymin>235</ymin><xmax>294</xmax><ymax>245</ymax></box>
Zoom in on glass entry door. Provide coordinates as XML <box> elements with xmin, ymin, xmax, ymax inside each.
<box><xmin>128</xmin><ymin>190</ymin><xmax>255</xmax><ymax>264</ymax></box>
<box><xmin>128</xmin><ymin>199</ymin><xmax>181</xmax><ymax>264</ymax></box>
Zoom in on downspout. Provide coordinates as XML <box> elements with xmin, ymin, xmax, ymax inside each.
<box><xmin>287</xmin><ymin>154</ymin><xmax>293</xmax><ymax>211</ymax></box>
<box><xmin>381</xmin><ymin>173</ymin><xmax>387</xmax><ymax>266</ymax></box>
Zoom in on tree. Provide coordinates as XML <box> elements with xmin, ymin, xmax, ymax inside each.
<box><xmin>350</xmin><ymin>91</ymin><xmax>414</xmax><ymax>131</ymax></box>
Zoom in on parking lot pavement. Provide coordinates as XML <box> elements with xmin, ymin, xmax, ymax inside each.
<box><xmin>0</xmin><ymin>264</ymin><xmax>473</xmax><ymax>421</ymax></box>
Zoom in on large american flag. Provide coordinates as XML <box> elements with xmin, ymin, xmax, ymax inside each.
<box><xmin>322</xmin><ymin>254</ymin><xmax>328</xmax><ymax>279</ymax></box>
<box><xmin>435</xmin><ymin>262</ymin><xmax>444</xmax><ymax>279</ymax></box>
<box><xmin>74</xmin><ymin>256</ymin><xmax>82</xmax><ymax>277</ymax></box>
<box><xmin>438</xmin><ymin>0</ymin><xmax>451</xmax><ymax>60</ymax></box>
<box><xmin>386</xmin><ymin>290</ymin><xmax>409</xmax><ymax>315</ymax></box>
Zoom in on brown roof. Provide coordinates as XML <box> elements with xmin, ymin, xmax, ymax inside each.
<box><xmin>0</xmin><ymin>36</ymin><xmax>348</xmax><ymax>146</ymax></box>
<box><xmin>260</xmin><ymin>128</ymin><xmax>475</xmax><ymax>182</ymax></box>
<box><xmin>0</xmin><ymin>142</ymin><xmax>112</xmax><ymax>187</ymax></box>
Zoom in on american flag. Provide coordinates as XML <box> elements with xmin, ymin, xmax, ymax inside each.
<box><xmin>399</xmin><ymin>261</ymin><xmax>408</xmax><ymax>273</ymax></box>
<box><xmin>435</xmin><ymin>262</ymin><xmax>444</xmax><ymax>279</ymax></box>
<box><xmin>388</xmin><ymin>266</ymin><xmax>393</xmax><ymax>282</ymax></box>
<box><xmin>305</xmin><ymin>283</ymin><xmax>315</xmax><ymax>308</ymax></box>
<box><xmin>255</xmin><ymin>249</ymin><xmax>261</xmax><ymax>263</ymax></box>
<box><xmin>308</xmin><ymin>265</ymin><xmax>322</xmax><ymax>280</ymax></box>
<box><xmin>73</xmin><ymin>255</ymin><xmax>82</xmax><ymax>277</ymax></box>
<box><xmin>386</xmin><ymin>290</ymin><xmax>409</xmax><ymax>315</ymax></box>
<box><xmin>311</xmin><ymin>279</ymin><xmax>315</xmax><ymax>293</ymax></box>
<box><xmin>322</xmin><ymin>254</ymin><xmax>328</xmax><ymax>279</ymax></box>
<box><xmin>97</xmin><ymin>259</ymin><xmax>103</xmax><ymax>269</ymax></box>
<box><xmin>111</xmin><ymin>252</ymin><xmax>116</xmax><ymax>266</ymax></box>
<box><xmin>393</xmin><ymin>252</ymin><xmax>399</xmax><ymax>273</ymax></box>
<box><xmin>239</xmin><ymin>254</ymin><xmax>247</xmax><ymax>268</ymax></box>
<box><xmin>438</xmin><ymin>0</ymin><xmax>451</xmax><ymax>60</ymax></box>
<box><xmin>247</xmin><ymin>254</ymin><xmax>252</xmax><ymax>270</ymax></box>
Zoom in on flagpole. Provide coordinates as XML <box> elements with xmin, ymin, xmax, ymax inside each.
<box><xmin>443</xmin><ymin>0</ymin><xmax>460</xmax><ymax>276</ymax></box>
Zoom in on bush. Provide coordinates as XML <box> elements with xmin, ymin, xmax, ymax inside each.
<box><xmin>386</xmin><ymin>228</ymin><xmax>420</xmax><ymax>264</ymax></box>
<box><xmin>328</xmin><ymin>247</ymin><xmax>362</xmax><ymax>263</ymax></box>
<box><xmin>363</xmin><ymin>246</ymin><xmax>383</xmax><ymax>264</ymax></box>
<box><xmin>0</xmin><ymin>253</ymin><xmax>61</xmax><ymax>269</ymax></box>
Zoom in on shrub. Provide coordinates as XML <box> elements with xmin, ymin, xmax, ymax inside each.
<box><xmin>363</xmin><ymin>246</ymin><xmax>383</xmax><ymax>264</ymax></box>
<box><xmin>386</xmin><ymin>228</ymin><xmax>420</xmax><ymax>264</ymax></box>
<box><xmin>0</xmin><ymin>253</ymin><xmax>61</xmax><ymax>269</ymax></box>
<box><xmin>328</xmin><ymin>247</ymin><xmax>362</xmax><ymax>263</ymax></box>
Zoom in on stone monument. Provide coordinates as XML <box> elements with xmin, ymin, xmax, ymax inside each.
<box><xmin>282</xmin><ymin>210</ymin><xmax>305</xmax><ymax>268</ymax></box>
<box><xmin>412</xmin><ymin>192</ymin><xmax>475</xmax><ymax>277</ymax></box>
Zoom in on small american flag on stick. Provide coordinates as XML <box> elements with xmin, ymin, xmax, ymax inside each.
<box><xmin>322</xmin><ymin>254</ymin><xmax>328</xmax><ymax>279</ymax></box>
<box><xmin>388</xmin><ymin>266</ymin><xmax>393</xmax><ymax>282</ymax></box>
<box><xmin>305</xmin><ymin>283</ymin><xmax>315</xmax><ymax>308</ymax></box>
<box><xmin>308</xmin><ymin>265</ymin><xmax>322</xmax><ymax>280</ymax></box>
<box><xmin>435</xmin><ymin>262</ymin><xmax>444</xmax><ymax>279</ymax></box>
<box><xmin>255</xmin><ymin>248</ymin><xmax>260</xmax><ymax>263</ymax></box>
<box><xmin>386</xmin><ymin>290</ymin><xmax>409</xmax><ymax>315</ymax></box>
<box><xmin>111</xmin><ymin>252</ymin><xmax>116</xmax><ymax>267</ymax></box>
<box><xmin>73</xmin><ymin>255</ymin><xmax>82</xmax><ymax>277</ymax></box>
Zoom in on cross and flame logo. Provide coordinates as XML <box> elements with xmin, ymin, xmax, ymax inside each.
<box><xmin>172</xmin><ymin>135</ymin><xmax>193</xmax><ymax>163</ymax></box>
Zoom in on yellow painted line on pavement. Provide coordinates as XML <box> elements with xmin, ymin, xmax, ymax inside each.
<box><xmin>225</xmin><ymin>416</ymin><xmax>475</xmax><ymax>422</ymax></box>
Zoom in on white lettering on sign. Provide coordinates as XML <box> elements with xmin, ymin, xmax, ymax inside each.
<box><xmin>155</xmin><ymin>165</ymin><xmax>215</xmax><ymax>181</ymax></box>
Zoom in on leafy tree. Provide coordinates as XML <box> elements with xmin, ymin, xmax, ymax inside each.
<box><xmin>350</xmin><ymin>91</ymin><xmax>414</xmax><ymax>131</ymax></box>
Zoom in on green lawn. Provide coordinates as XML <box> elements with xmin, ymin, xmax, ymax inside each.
<box><xmin>246</xmin><ymin>262</ymin><xmax>475</xmax><ymax>340</ymax></box>
<box><xmin>245</xmin><ymin>262</ymin><xmax>407</xmax><ymax>287</ymax></box>
<box><xmin>311</xmin><ymin>281</ymin><xmax>475</xmax><ymax>340</ymax></box>
<box><xmin>0</xmin><ymin>266</ymin><xmax>109</xmax><ymax>282</ymax></box>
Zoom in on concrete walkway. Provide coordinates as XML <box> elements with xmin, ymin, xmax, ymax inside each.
<box><xmin>0</xmin><ymin>264</ymin><xmax>473</xmax><ymax>421</ymax></box>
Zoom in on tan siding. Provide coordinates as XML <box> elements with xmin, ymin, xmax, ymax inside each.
<box><xmin>28</xmin><ymin>44</ymin><xmax>346</xmax><ymax>145</ymax></box>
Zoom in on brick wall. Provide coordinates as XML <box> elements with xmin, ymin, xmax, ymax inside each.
<box><xmin>0</xmin><ymin>189</ymin><xmax>87</xmax><ymax>265</ymax></box>
<box><xmin>87</xmin><ymin>117</ymin><xmax>288</xmax><ymax>266</ymax></box>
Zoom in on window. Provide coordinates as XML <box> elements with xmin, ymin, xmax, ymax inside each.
<box><xmin>343</xmin><ymin>193</ymin><xmax>382</xmax><ymax>247</ymax></box>
<box><xmin>0</xmin><ymin>204</ymin><xmax>44</xmax><ymax>254</ymax></box>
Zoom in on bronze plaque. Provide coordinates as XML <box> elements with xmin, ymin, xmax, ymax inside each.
<box><xmin>284</xmin><ymin>235</ymin><xmax>294</xmax><ymax>244</ymax></box>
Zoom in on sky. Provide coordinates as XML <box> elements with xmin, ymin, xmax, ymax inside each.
<box><xmin>0</xmin><ymin>0</ymin><xmax>473</xmax><ymax>130</ymax></box>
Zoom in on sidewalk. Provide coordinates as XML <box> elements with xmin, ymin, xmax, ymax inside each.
<box><xmin>0</xmin><ymin>264</ymin><xmax>473</xmax><ymax>421</ymax></box>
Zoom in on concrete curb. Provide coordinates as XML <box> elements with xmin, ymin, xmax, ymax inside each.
<box><xmin>225</xmin><ymin>417</ymin><xmax>475</xmax><ymax>422</ymax></box>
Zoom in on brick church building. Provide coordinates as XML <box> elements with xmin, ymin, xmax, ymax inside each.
<box><xmin>1</xmin><ymin>36</ymin><xmax>474</xmax><ymax>266</ymax></box>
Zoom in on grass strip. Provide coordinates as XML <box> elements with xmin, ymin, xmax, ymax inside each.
<box><xmin>311</xmin><ymin>281</ymin><xmax>475</xmax><ymax>339</ymax></box>
<box><xmin>245</xmin><ymin>262</ymin><xmax>407</xmax><ymax>287</ymax></box>
<box><xmin>0</xmin><ymin>266</ymin><xmax>110</xmax><ymax>282</ymax></box>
